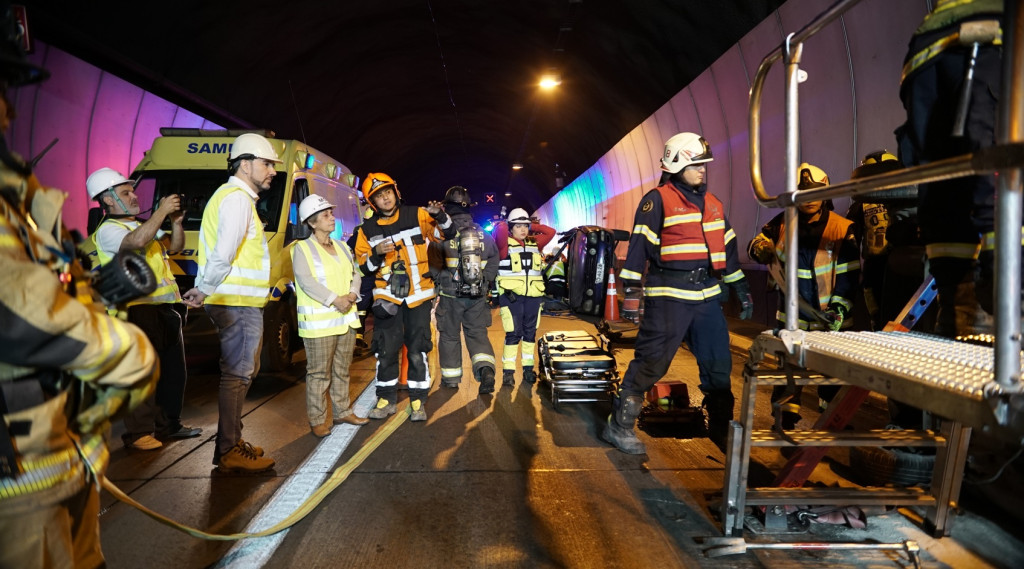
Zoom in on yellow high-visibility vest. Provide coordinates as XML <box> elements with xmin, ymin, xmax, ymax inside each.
<box><xmin>91</xmin><ymin>218</ymin><xmax>181</xmax><ymax>305</ymax></box>
<box><xmin>198</xmin><ymin>185</ymin><xmax>270</xmax><ymax>307</ymax></box>
<box><xmin>292</xmin><ymin>238</ymin><xmax>360</xmax><ymax>338</ymax></box>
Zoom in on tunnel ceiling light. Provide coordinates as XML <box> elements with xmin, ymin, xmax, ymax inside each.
<box><xmin>512</xmin><ymin>163</ymin><xmax>523</xmax><ymax>170</ymax></box>
<box><xmin>539</xmin><ymin>74</ymin><xmax>561</xmax><ymax>89</ymax></box>
<box><xmin>504</xmin><ymin>191</ymin><xmax>512</xmax><ymax>197</ymax></box>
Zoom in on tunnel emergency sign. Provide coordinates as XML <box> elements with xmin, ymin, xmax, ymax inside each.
<box><xmin>485</xmin><ymin>193</ymin><xmax>495</xmax><ymax>203</ymax></box>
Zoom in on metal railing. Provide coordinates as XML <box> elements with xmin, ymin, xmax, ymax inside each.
<box><xmin>747</xmin><ymin>0</ymin><xmax>1024</xmax><ymax>403</ymax></box>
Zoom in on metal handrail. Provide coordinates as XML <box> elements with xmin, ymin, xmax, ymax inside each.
<box><xmin>746</xmin><ymin>0</ymin><xmax>1024</xmax><ymax>407</ymax></box>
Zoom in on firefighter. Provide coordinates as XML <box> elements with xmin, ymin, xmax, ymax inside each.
<box><xmin>607</xmin><ymin>132</ymin><xmax>753</xmax><ymax>454</ymax></box>
<box><xmin>0</xmin><ymin>7</ymin><xmax>158</xmax><ymax>565</ymax></box>
<box><xmin>899</xmin><ymin>0</ymin><xmax>1004</xmax><ymax>337</ymax></box>
<box><xmin>348</xmin><ymin>223</ymin><xmax>375</xmax><ymax>356</ymax></box>
<box><xmin>494</xmin><ymin>209</ymin><xmax>556</xmax><ymax>386</ymax></box>
<box><xmin>181</xmin><ymin>133</ymin><xmax>280</xmax><ymax>473</ymax></box>
<box><xmin>434</xmin><ymin>186</ymin><xmax>499</xmax><ymax>395</ymax></box>
<box><xmin>748</xmin><ymin>163</ymin><xmax>861</xmax><ymax>428</ymax></box>
<box><xmin>87</xmin><ymin>167</ymin><xmax>202</xmax><ymax>450</ymax></box>
<box><xmin>292</xmin><ymin>194</ymin><xmax>369</xmax><ymax>437</ymax></box>
<box><xmin>844</xmin><ymin>151</ymin><xmax>923</xmax><ymax>331</ymax></box>
<box><xmin>353</xmin><ymin>173</ymin><xmax>456</xmax><ymax>421</ymax></box>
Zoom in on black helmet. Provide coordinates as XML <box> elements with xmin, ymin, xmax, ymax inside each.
<box><xmin>0</xmin><ymin>4</ymin><xmax>49</xmax><ymax>87</ymax></box>
<box><xmin>443</xmin><ymin>186</ymin><xmax>474</xmax><ymax>208</ymax></box>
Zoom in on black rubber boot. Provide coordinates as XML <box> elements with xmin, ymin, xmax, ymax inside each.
<box><xmin>601</xmin><ymin>394</ymin><xmax>646</xmax><ymax>455</ymax></box>
<box><xmin>704</xmin><ymin>391</ymin><xmax>735</xmax><ymax>452</ymax></box>
<box><xmin>478</xmin><ymin>367</ymin><xmax>495</xmax><ymax>395</ymax></box>
<box><xmin>502</xmin><ymin>370</ymin><xmax>515</xmax><ymax>386</ymax></box>
<box><xmin>522</xmin><ymin>368</ymin><xmax>537</xmax><ymax>384</ymax></box>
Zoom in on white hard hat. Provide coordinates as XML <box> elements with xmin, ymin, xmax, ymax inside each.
<box><xmin>229</xmin><ymin>133</ymin><xmax>282</xmax><ymax>163</ymax></box>
<box><xmin>660</xmin><ymin>132</ymin><xmax>713</xmax><ymax>174</ymax></box>
<box><xmin>507</xmin><ymin>208</ymin><xmax>531</xmax><ymax>225</ymax></box>
<box><xmin>298</xmin><ymin>194</ymin><xmax>335</xmax><ymax>224</ymax></box>
<box><xmin>86</xmin><ymin>167</ymin><xmax>133</xmax><ymax>200</ymax></box>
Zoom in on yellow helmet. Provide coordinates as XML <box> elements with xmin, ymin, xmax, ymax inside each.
<box><xmin>851</xmin><ymin>150</ymin><xmax>901</xmax><ymax>179</ymax></box>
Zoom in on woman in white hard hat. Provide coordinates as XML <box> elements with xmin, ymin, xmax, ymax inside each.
<box><xmin>291</xmin><ymin>194</ymin><xmax>369</xmax><ymax>437</ymax></box>
<box><xmin>494</xmin><ymin>208</ymin><xmax>556</xmax><ymax>386</ymax></box>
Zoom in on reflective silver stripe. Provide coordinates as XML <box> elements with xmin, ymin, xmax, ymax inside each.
<box><xmin>471</xmin><ymin>353</ymin><xmax>496</xmax><ymax>365</ymax></box>
<box><xmin>646</xmin><ymin>283</ymin><xmax>722</xmax><ymax>301</ymax></box>
<box><xmin>215</xmin><ymin>283</ymin><xmax>272</xmax><ymax>297</ymax></box>
<box><xmin>441</xmin><ymin>367</ymin><xmax>462</xmax><ymax>378</ymax></box>
<box><xmin>376</xmin><ymin>378</ymin><xmax>399</xmax><ymax>387</ymax></box>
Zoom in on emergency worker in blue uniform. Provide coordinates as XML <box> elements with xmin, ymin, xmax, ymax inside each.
<box><xmin>899</xmin><ymin>0</ymin><xmax>1004</xmax><ymax>337</ymax></box>
<box><xmin>605</xmin><ymin>132</ymin><xmax>753</xmax><ymax>454</ymax></box>
<box><xmin>434</xmin><ymin>186</ymin><xmax>500</xmax><ymax>395</ymax></box>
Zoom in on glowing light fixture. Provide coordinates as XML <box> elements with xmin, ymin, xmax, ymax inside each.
<box><xmin>512</xmin><ymin>163</ymin><xmax>523</xmax><ymax>170</ymax></box>
<box><xmin>504</xmin><ymin>191</ymin><xmax>512</xmax><ymax>197</ymax></box>
<box><xmin>539</xmin><ymin>74</ymin><xmax>561</xmax><ymax>89</ymax></box>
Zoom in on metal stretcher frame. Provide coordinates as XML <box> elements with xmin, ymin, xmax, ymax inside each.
<box><xmin>720</xmin><ymin>0</ymin><xmax>1024</xmax><ymax>538</ymax></box>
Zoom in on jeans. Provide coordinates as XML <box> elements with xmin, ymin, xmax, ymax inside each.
<box><xmin>205</xmin><ymin>304</ymin><xmax>264</xmax><ymax>462</ymax></box>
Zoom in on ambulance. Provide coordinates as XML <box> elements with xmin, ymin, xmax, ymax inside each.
<box><xmin>84</xmin><ymin>128</ymin><xmax>365</xmax><ymax>371</ymax></box>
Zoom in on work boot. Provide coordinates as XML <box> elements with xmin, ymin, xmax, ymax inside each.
<box><xmin>442</xmin><ymin>377</ymin><xmax>461</xmax><ymax>388</ymax></box>
<box><xmin>218</xmin><ymin>441</ymin><xmax>275</xmax><ymax>473</ymax></box>
<box><xmin>238</xmin><ymin>439</ymin><xmax>264</xmax><ymax>457</ymax></box>
<box><xmin>367</xmin><ymin>397</ymin><xmax>397</xmax><ymax>419</ymax></box>
<box><xmin>478</xmin><ymin>367</ymin><xmax>496</xmax><ymax>395</ymax></box>
<box><xmin>522</xmin><ymin>368</ymin><xmax>537</xmax><ymax>384</ymax></box>
<box><xmin>409</xmin><ymin>399</ymin><xmax>427</xmax><ymax>422</ymax></box>
<box><xmin>601</xmin><ymin>394</ymin><xmax>646</xmax><ymax>454</ymax></box>
<box><xmin>502</xmin><ymin>370</ymin><xmax>515</xmax><ymax>387</ymax></box>
<box><xmin>704</xmin><ymin>391</ymin><xmax>735</xmax><ymax>452</ymax></box>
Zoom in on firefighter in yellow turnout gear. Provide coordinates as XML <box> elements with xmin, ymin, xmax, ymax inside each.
<box><xmin>494</xmin><ymin>209</ymin><xmax>556</xmax><ymax>386</ymax></box>
<box><xmin>0</xmin><ymin>9</ymin><xmax>157</xmax><ymax>565</ymax></box>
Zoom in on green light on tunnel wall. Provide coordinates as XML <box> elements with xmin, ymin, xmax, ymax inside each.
<box><xmin>552</xmin><ymin>166</ymin><xmax>606</xmax><ymax>228</ymax></box>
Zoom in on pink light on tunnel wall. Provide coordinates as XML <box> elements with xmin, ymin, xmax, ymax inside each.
<box><xmin>5</xmin><ymin>39</ymin><xmax>221</xmax><ymax>235</ymax></box>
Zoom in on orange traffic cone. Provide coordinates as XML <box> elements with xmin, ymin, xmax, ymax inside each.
<box><xmin>604</xmin><ymin>267</ymin><xmax>620</xmax><ymax>322</ymax></box>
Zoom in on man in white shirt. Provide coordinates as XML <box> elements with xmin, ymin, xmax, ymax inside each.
<box><xmin>182</xmin><ymin>133</ymin><xmax>278</xmax><ymax>473</ymax></box>
<box><xmin>87</xmin><ymin>167</ymin><xmax>202</xmax><ymax>451</ymax></box>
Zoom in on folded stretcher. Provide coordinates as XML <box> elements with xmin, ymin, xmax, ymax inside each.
<box><xmin>537</xmin><ymin>330</ymin><xmax>619</xmax><ymax>408</ymax></box>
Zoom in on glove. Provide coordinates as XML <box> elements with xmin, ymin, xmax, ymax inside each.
<box><xmin>77</xmin><ymin>383</ymin><xmax>152</xmax><ymax>434</ymax></box>
<box><xmin>622</xmin><ymin>285</ymin><xmax>643</xmax><ymax>323</ymax></box>
<box><xmin>389</xmin><ymin>260</ymin><xmax>410</xmax><ymax>298</ymax></box>
<box><xmin>503</xmin><ymin>290</ymin><xmax>518</xmax><ymax>303</ymax></box>
<box><xmin>824</xmin><ymin>303</ymin><xmax>847</xmax><ymax>331</ymax></box>
<box><xmin>748</xmin><ymin>236</ymin><xmax>775</xmax><ymax>265</ymax></box>
<box><xmin>733</xmin><ymin>280</ymin><xmax>754</xmax><ymax>320</ymax></box>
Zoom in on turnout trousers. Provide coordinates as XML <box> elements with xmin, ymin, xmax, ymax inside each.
<box><xmin>620</xmin><ymin>297</ymin><xmax>732</xmax><ymax>397</ymax></box>
<box><xmin>436</xmin><ymin>295</ymin><xmax>496</xmax><ymax>383</ymax></box>
<box><xmin>499</xmin><ymin>293</ymin><xmax>544</xmax><ymax>371</ymax></box>
<box><xmin>372</xmin><ymin>301</ymin><xmax>433</xmax><ymax>402</ymax></box>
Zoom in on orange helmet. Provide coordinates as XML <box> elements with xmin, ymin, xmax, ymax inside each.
<box><xmin>361</xmin><ymin>173</ymin><xmax>400</xmax><ymax>209</ymax></box>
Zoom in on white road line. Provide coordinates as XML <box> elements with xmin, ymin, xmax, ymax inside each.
<box><xmin>214</xmin><ymin>384</ymin><xmax>378</xmax><ymax>569</ymax></box>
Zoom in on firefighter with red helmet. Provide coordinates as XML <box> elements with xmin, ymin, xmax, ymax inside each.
<box><xmin>606</xmin><ymin>132</ymin><xmax>753</xmax><ymax>454</ymax></box>
<box><xmin>353</xmin><ymin>173</ymin><xmax>456</xmax><ymax>421</ymax></box>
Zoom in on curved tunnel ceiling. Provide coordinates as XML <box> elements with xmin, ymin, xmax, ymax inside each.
<box><xmin>26</xmin><ymin>0</ymin><xmax>785</xmax><ymax>219</ymax></box>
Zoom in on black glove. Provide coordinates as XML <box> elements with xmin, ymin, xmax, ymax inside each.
<box><xmin>732</xmin><ymin>280</ymin><xmax>754</xmax><ymax>320</ymax></box>
<box><xmin>503</xmin><ymin>290</ymin><xmax>518</xmax><ymax>303</ymax></box>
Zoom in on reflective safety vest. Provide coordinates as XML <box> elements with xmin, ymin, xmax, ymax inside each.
<box><xmin>775</xmin><ymin>213</ymin><xmax>856</xmax><ymax>312</ymax></box>
<box><xmin>198</xmin><ymin>185</ymin><xmax>270</xmax><ymax>307</ymax></box>
<box><xmin>497</xmin><ymin>237</ymin><xmax>545</xmax><ymax>297</ymax></box>
<box><xmin>291</xmin><ymin>238</ymin><xmax>360</xmax><ymax>338</ymax></box>
<box><xmin>91</xmin><ymin>218</ymin><xmax>181</xmax><ymax>305</ymax></box>
<box><xmin>358</xmin><ymin>205</ymin><xmax>441</xmax><ymax>308</ymax></box>
<box><xmin>655</xmin><ymin>184</ymin><xmax>728</xmax><ymax>269</ymax></box>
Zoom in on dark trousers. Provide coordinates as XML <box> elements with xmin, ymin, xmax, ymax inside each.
<box><xmin>437</xmin><ymin>295</ymin><xmax>495</xmax><ymax>382</ymax></box>
<box><xmin>372</xmin><ymin>301</ymin><xmax>433</xmax><ymax>402</ymax></box>
<box><xmin>122</xmin><ymin>303</ymin><xmax>188</xmax><ymax>439</ymax></box>
<box><xmin>499</xmin><ymin>293</ymin><xmax>543</xmax><ymax>345</ymax></box>
<box><xmin>621</xmin><ymin>297</ymin><xmax>732</xmax><ymax>397</ymax></box>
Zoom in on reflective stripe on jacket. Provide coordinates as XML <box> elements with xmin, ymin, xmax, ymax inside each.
<box><xmin>91</xmin><ymin>218</ymin><xmax>181</xmax><ymax>305</ymax></box>
<box><xmin>655</xmin><ymin>183</ymin><xmax>728</xmax><ymax>269</ymax></box>
<box><xmin>775</xmin><ymin>212</ymin><xmax>859</xmax><ymax>313</ymax></box>
<box><xmin>198</xmin><ymin>185</ymin><xmax>270</xmax><ymax>307</ymax></box>
<box><xmin>292</xmin><ymin>238</ymin><xmax>360</xmax><ymax>338</ymax></box>
<box><xmin>497</xmin><ymin>237</ymin><xmax>545</xmax><ymax>297</ymax></box>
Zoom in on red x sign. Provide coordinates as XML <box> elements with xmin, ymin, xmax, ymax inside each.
<box><xmin>485</xmin><ymin>193</ymin><xmax>495</xmax><ymax>203</ymax></box>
